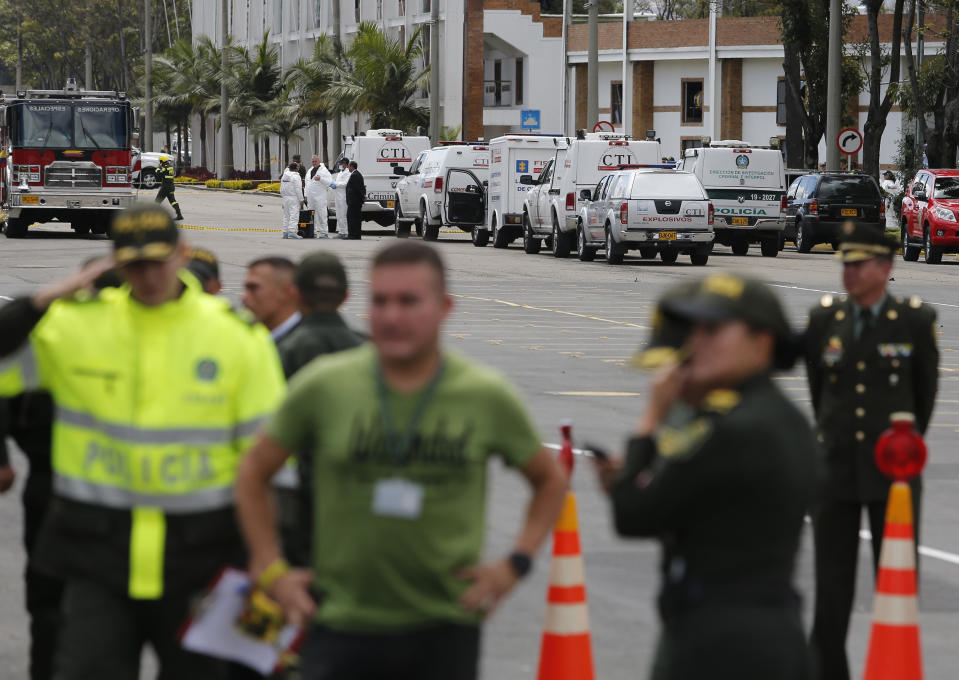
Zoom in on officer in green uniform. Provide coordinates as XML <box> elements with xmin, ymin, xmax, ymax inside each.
<box><xmin>597</xmin><ymin>275</ymin><xmax>816</xmax><ymax>680</ymax></box>
<box><xmin>273</xmin><ymin>252</ymin><xmax>364</xmax><ymax>570</ymax></box>
<box><xmin>154</xmin><ymin>155</ymin><xmax>183</xmax><ymax>221</ymax></box>
<box><xmin>278</xmin><ymin>252</ymin><xmax>364</xmax><ymax>379</ymax></box>
<box><xmin>805</xmin><ymin>222</ymin><xmax>939</xmax><ymax>680</ymax></box>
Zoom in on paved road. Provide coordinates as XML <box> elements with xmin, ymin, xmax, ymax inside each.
<box><xmin>1</xmin><ymin>187</ymin><xmax>958</xmax><ymax>679</ymax></box>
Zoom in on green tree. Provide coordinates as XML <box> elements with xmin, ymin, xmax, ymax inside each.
<box><xmin>326</xmin><ymin>22</ymin><xmax>430</xmax><ymax>132</ymax></box>
<box><xmin>257</xmin><ymin>82</ymin><xmax>311</xmax><ymax>167</ymax></box>
<box><xmin>290</xmin><ymin>34</ymin><xmax>346</xmax><ymax>163</ymax></box>
<box><xmin>227</xmin><ymin>32</ymin><xmax>284</xmax><ymax>176</ymax></box>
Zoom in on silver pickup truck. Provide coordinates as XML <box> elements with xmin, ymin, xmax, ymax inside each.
<box><xmin>576</xmin><ymin>168</ymin><xmax>715</xmax><ymax>265</ymax></box>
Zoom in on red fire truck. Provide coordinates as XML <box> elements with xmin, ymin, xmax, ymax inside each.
<box><xmin>1</xmin><ymin>78</ymin><xmax>137</xmax><ymax>238</ymax></box>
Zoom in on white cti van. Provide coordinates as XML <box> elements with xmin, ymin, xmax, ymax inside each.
<box><xmin>331</xmin><ymin>129</ymin><xmax>431</xmax><ymax>228</ymax></box>
<box><xmin>521</xmin><ymin>133</ymin><xmax>666</xmax><ymax>257</ymax></box>
<box><xmin>679</xmin><ymin>140</ymin><xmax>787</xmax><ymax>257</ymax></box>
<box><xmin>475</xmin><ymin>134</ymin><xmax>568</xmax><ymax>248</ymax></box>
<box><xmin>393</xmin><ymin>143</ymin><xmax>489</xmax><ymax>241</ymax></box>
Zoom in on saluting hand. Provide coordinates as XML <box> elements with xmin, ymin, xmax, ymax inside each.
<box><xmin>31</xmin><ymin>256</ymin><xmax>116</xmax><ymax>311</ymax></box>
<box><xmin>268</xmin><ymin>569</ymin><xmax>317</xmax><ymax>628</ymax></box>
<box><xmin>636</xmin><ymin>363</ymin><xmax>687</xmax><ymax>436</ymax></box>
<box><xmin>458</xmin><ymin>559</ymin><xmax>519</xmax><ymax>617</ymax></box>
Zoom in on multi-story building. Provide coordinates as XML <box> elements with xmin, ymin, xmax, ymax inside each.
<box><xmin>191</xmin><ymin>2</ymin><xmax>937</xmax><ymax>171</ymax></box>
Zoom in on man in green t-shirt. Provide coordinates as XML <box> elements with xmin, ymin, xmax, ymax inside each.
<box><xmin>236</xmin><ymin>242</ymin><xmax>567</xmax><ymax>680</ymax></box>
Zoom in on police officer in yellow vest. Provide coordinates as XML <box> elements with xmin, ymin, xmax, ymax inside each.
<box><xmin>0</xmin><ymin>204</ymin><xmax>284</xmax><ymax>679</ymax></box>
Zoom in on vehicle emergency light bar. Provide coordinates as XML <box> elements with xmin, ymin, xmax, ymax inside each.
<box><xmin>15</xmin><ymin>89</ymin><xmax>125</xmax><ymax>100</ymax></box>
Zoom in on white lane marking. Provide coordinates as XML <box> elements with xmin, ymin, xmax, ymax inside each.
<box><xmin>770</xmin><ymin>283</ymin><xmax>959</xmax><ymax>310</ymax></box>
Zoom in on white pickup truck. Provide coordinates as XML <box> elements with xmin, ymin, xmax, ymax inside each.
<box><xmin>131</xmin><ymin>148</ymin><xmax>162</xmax><ymax>189</ymax></box>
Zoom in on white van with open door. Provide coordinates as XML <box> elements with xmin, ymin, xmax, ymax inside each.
<box><xmin>680</xmin><ymin>139</ymin><xmax>786</xmax><ymax>257</ymax></box>
<box><xmin>393</xmin><ymin>143</ymin><xmax>489</xmax><ymax>240</ymax></box>
<box><xmin>330</xmin><ymin>129</ymin><xmax>431</xmax><ymax>228</ymax></box>
<box><xmin>476</xmin><ymin>134</ymin><xmax>567</xmax><ymax>248</ymax></box>
<box><xmin>521</xmin><ymin>133</ymin><xmax>666</xmax><ymax>257</ymax></box>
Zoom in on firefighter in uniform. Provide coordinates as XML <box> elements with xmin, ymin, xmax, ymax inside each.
<box><xmin>155</xmin><ymin>155</ymin><xmax>183</xmax><ymax>221</ymax></box>
<box><xmin>0</xmin><ymin>204</ymin><xmax>284</xmax><ymax>679</ymax></box>
<box><xmin>805</xmin><ymin>222</ymin><xmax>939</xmax><ymax>680</ymax></box>
<box><xmin>597</xmin><ymin>275</ymin><xmax>816</xmax><ymax>680</ymax></box>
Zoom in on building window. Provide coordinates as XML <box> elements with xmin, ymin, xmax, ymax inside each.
<box><xmin>313</xmin><ymin>0</ymin><xmax>322</xmax><ymax>27</ymax></box>
<box><xmin>293</xmin><ymin>0</ymin><xmax>300</xmax><ymax>31</ymax></box>
<box><xmin>611</xmin><ymin>81</ymin><xmax>623</xmax><ymax>125</ymax></box>
<box><xmin>682</xmin><ymin>79</ymin><xmax>704</xmax><ymax>125</ymax></box>
<box><xmin>515</xmin><ymin>58</ymin><xmax>524</xmax><ymax>106</ymax></box>
<box><xmin>377</xmin><ymin>0</ymin><xmax>383</xmax><ymax>20</ymax></box>
<box><xmin>776</xmin><ymin>78</ymin><xmax>787</xmax><ymax>127</ymax></box>
<box><xmin>423</xmin><ymin>0</ymin><xmax>431</xmax><ymax>13</ymax></box>
<box><xmin>681</xmin><ymin>137</ymin><xmax>703</xmax><ymax>156</ymax></box>
<box><xmin>355</xmin><ymin>0</ymin><xmax>361</xmax><ymax>23</ymax></box>
<box><xmin>399</xmin><ymin>24</ymin><xmax>406</xmax><ymax>46</ymax></box>
<box><xmin>399</xmin><ymin>0</ymin><xmax>406</xmax><ymax>13</ymax></box>
<box><xmin>273</xmin><ymin>0</ymin><xmax>284</xmax><ymax>34</ymax></box>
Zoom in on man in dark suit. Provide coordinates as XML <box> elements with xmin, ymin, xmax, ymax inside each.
<box><xmin>345</xmin><ymin>161</ymin><xmax>366</xmax><ymax>240</ymax></box>
<box><xmin>805</xmin><ymin>221</ymin><xmax>939</xmax><ymax>680</ymax></box>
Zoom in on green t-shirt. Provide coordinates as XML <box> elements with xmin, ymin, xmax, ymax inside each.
<box><xmin>267</xmin><ymin>344</ymin><xmax>541</xmax><ymax>632</ymax></box>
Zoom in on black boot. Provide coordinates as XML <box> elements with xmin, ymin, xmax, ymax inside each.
<box><xmin>174</xmin><ymin>211</ymin><xmax>184</xmax><ymax>221</ymax></box>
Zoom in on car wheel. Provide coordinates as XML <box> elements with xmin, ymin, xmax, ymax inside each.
<box><xmin>423</xmin><ymin>223</ymin><xmax>440</xmax><ymax>241</ymax></box>
<box><xmin>795</xmin><ymin>219</ymin><xmax>813</xmax><ymax>253</ymax></box>
<box><xmin>577</xmin><ymin>222</ymin><xmax>596</xmax><ymax>262</ymax></box>
<box><xmin>72</xmin><ymin>223</ymin><xmax>92</xmax><ymax>235</ymax></box>
<box><xmin>689</xmin><ymin>249</ymin><xmax>709</xmax><ymax>266</ymax></box>
<box><xmin>639</xmin><ymin>246</ymin><xmax>657</xmax><ymax>259</ymax></box>
<box><xmin>760</xmin><ymin>238</ymin><xmax>779</xmax><ymax>257</ymax></box>
<box><xmin>140</xmin><ymin>168</ymin><xmax>158</xmax><ymax>189</ymax></box>
<box><xmin>901</xmin><ymin>222</ymin><xmax>920</xmax><ymax>262</ymax></box>
<box><xmin>605</xmin><ymin>225</ymin><xmax>624</xmax><ymax>265</ymax></box>
<box><xmin>552</xmin><ymin>217</ymin><xmax>572</xmax><ymax>258</ymax></box>
<box><xmin>731</xmin><ymin>238</ymin><xmax>749</xmax><ymax>256</ymax></box>
<box><xmin>492</xmin><ymin>216</ymin><xmax>509</xmax><ymax>249</ymax></box>
<box><xmin>660</xmin><ymin>248</ymin><xmax>679</xmax><ymax>264</ymax></box>
<box><xmin>4</xmin><ymin>218</ymin><xmax>27</xmax><ymax>238</ymax></box>
<box><xmin>472</xmin><ymin>227</ymin><xmax>489</xmax><ymax>247</ymax></box>
<box><xmin>924</xmin><ymin>226</ymin><xmax>943</xmax><ymax>264</ymax></box>
<box><xmin>830</xmin><ymin>240</ymin><xmax>840</xmax><ymax>251</ymax></box>
<box><xmin>394</xmin><ymin>203</ymin><xmax>410</xmax><ymax>238</ymax></box>
<box><xmin>523</xmin><ymin>214</ymin><xmax>541</xmax><ymax>254</ymax></box>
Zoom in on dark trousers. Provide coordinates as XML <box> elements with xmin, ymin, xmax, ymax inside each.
<box><xmin>155</xmin><ymin>186</ymin><xmax>181</xmax><ymax>214</ymax></box>
<box><xmin>53</xmin><ymin>579</ymin><xmax>221</xmax><ymax>680</ymax></box>
<box><xmin>346</xmin><ymin>203</ymin><xmax>362</xmax><ymax>239</ymax></box>
<box><xmin>810</xmin><ymin>492</ymin><xmax>922</xmax><ymax>680</ymax></box>
<box><xmin>300</xmin><ymin>623</ymin><xmax>480</xmax><ymax>680</ymax></box>
<box><xmin>23</xmin><ymin>473</ymin><xmax>62</xmax><ymax>680</ymax></box>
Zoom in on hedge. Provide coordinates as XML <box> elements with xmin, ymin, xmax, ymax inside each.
<box><xmin>256</xmin><ymin>182</ymin><xmax>281</xmax><ymax>193</ymax></box>
<box><xmin>205</xmin><ymin>179</ymin><xmax>255</xmax><ymax>190</ymax></box>
<box><xmin>173</xmin><ymin>176</ymin><xmax>199</xmax><ymax>184</ymax></box>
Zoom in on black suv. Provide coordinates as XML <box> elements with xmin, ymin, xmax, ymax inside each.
<box><xmin>783</xmin><ymin>172</ymin><xmax>885</xmax><ymax>252</ymax></box>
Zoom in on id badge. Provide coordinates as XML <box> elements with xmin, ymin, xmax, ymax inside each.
<box><xmin>372</xmin><ymin>478</ymin><xmax>424</xmax><ymax>520</ymax></box>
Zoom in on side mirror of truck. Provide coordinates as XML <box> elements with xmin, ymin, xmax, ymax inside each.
<box><xmin>580</xmin><ymin>189</ymin><xmax>593</xmax><ymax>201</ymax></box>
<box><xmin>519</xmin><ymin>174</ymin><xmax>536</xmax><ymax>186</ymax></box>
<box><xmin>482</xmin><ymin>180</ymin><xmax>489</xmax><ymax>188</ymax></box>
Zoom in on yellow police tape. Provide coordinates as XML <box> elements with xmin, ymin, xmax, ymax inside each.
<box><xmin>177</xmin><ymin>224</ymin><xmax>466</xmax><ymax>235</ymax></box>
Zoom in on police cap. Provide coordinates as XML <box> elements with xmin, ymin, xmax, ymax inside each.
<box><xmin>111</xmin><ymin>204</ymin><xmax>179</xmax><ymax>265</ymax></box>
<box><xmin>836</xmin><ymin>221</ymin><xmax>898</xmax><ymax>263</ymax></box>
<box><xmin>186</xmin><ymin>247</ymin><xmax>220</xmax><ymax>285</ymax></box>
<box><xmin>659</xmin><ymin>274</ymin><xmax>798</xmax><ymax>370</ymax></box>
<box><xmin>632</xmin><ymin>280</ymin><xmax>698</xmax><ymax>370</ymax></box>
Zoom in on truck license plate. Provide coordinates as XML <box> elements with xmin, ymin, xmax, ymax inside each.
<box><xmin>67</xmin><ymin>200</ymin><xmax>81</xmax><ymax>209</ymax></box>
<box><xmin>731</xmin><ymin>217</ymin><xmax>749</xmax><ymax>226</ymax></box>
<box><xmin>386</xmin><ymin>200</ymin><xmax>395</xmax><ymax>208</ymax></box>
<box><xmin>659</xmin><ymin>231</ymin><xmax>677</xmax><ymax>240</ymax></box>
<box><xmin>841</xmin><ymin>208</ymin><xmax>857</xmax><ymax>217</ymax></box>
<box><xmin>21</xmin><ymin>195</ymin><xmax>39</xmax><ymax>205</ymax></box>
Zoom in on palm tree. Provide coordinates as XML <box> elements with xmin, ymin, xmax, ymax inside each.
<box><xmin>228</xmin><ymin>32</ymin><xmax>283</xmax><ymax>176</ymax></box>
<box><xmin>326</xmin><ymin>22</ymin><xmax>430</xmax><ymax>132</ymax></box>
<box><xmin>290</xmin><ymin>34</ymin><xmax>345</xmax><ymax>161</ymax></box>
<box><xmin>152</xmin><ymin>36</ymin><xmax>221</xmax><ymax>169</ymax></box>
<box><xmin>257</xmin><ymin>81</ymin><xmax>311</xmax><ymax>167</ymax></box>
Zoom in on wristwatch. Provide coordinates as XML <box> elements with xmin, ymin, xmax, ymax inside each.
<box><xmin>507</xmin><ymin>551</ymin><xmax>533</xmax><ymax>578</ymax></box>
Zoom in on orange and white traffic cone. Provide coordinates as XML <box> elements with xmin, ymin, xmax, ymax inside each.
<box><xmin>536</xmin><ymin>424</ymin><xmax>595</xmax><ymax>680</ymax></box>
<box><xmin>862</xmin><ymin>481</ymin><xmax>922</xmax><ymax>680</ymax></box>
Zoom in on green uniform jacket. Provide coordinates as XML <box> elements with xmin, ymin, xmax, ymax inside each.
<box><xmin>611</xmin><ymin>374</ymin><xmax>816</xmax><ymax>680</ymax></box>
<box><xmin>276</xmin><ymin>310</ymin><xmax>364</xmax><ymax>380</ymax></box>
<box><xmin>804</xmin><ymin>294</ymin><xmax>938</xmax><ymax>502</ymax></box>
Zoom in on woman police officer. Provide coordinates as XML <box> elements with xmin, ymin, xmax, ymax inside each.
<box><xmin>596</xmin><ymin>274</ymin><xmax>816</xmax><ymax>680</ymax></box>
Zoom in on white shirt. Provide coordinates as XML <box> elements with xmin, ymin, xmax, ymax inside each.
<box><xmin>280</xmin><ymin>168</ymin><xmax>304</xmax><ymax>200</ymax></box>
<box><xmin>270</xmin><ymin>311</ymin><xmax>302</xmax><ymax>342</ymax></box>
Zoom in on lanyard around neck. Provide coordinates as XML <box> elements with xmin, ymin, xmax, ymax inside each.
<box><xmin>374</xmin><ymin>358</ymin><xmax>446</xmax><ymax>466</ymax></box>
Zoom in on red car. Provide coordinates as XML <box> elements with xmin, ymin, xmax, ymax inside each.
<box><xmin>901</xmin><ymin>169</ymin><xmax>959</xmax><ymax>264</ymax></box>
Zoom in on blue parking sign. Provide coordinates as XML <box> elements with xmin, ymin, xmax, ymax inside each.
<box><xmin>520</xmin><ymin>110</ymin><xmax>541</xmax><ymax>130</ymax></box>
<box><xmin>516</xmin><ymin>160</ymin><xmax>529</xmax><ymax>173</ymax></box>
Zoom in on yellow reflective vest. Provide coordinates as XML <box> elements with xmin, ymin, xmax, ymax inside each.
<box><xmin>0</xmin><ymin>272</ymin><xmax>284</xmax><ymax>599</ymax></box>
